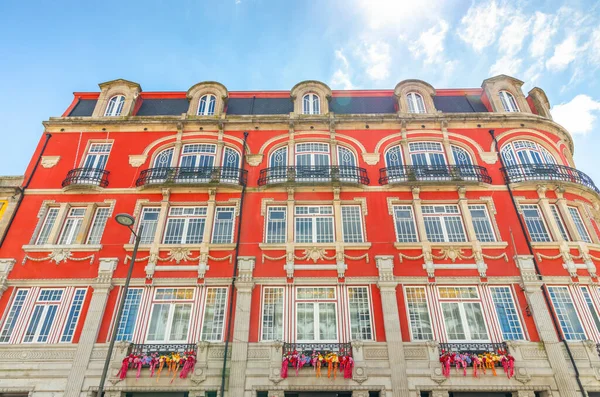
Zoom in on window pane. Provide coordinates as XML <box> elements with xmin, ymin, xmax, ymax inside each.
<box><xmin>164</xmin><ymin>219</ymin><xmax>185</xmax><ymax>244</ymax></box>
<box><xmin>266</xmin><ymin>207</ymin><xmax>286</xmax><ymax>244</ymax></box>
<box><xmin>491</xmin><ymin>287</ymin><xmax>524</xmax><ymax>340</ymax></box>
<box><xmin>24</xmin><ymin>306</ymin><xmax>45</xmax><ymax>342</ymax></box>
<box><xmin>139</xmin><ymin>208</ymin><xmax>160</xmax><ymax>244</ymax></box>
<box><xmin>405</xmin><ymin>287</ymin><xmax>433</xmax><ymax>340</ymax></box>
<box><xmin>37</xmin><ymin>305</ymin><xmax>58</xmax><ymax>342</ymax></box>
<box><xmin>568</xmin><ymin>207</ymin><xmax>592</xmax><ymax>243</ymax></box>
<box><xmin>581</xmin><ymin>287</ymin><xmax>600</xmax><ymax>332</ymax></box>
<box><xmin>424</xmin><ymin>217</ymin><xmax>445</xmax><ymax>242</ymax></box>
<box><xmin>169</xmin><ymin>304</ymin><xmax>191</xmax><ymax>341</ymax></box>
<box><xmin>36</xmin><ymin>208</ymin><xmax>59</xmax><ymax>245</ymax></box>
<box><xmin>116</xmin><ymin>289</ymin><xmax>142</xmax><ymax>341</ymax></box>
<box><xmin>315</xmin><ymin>218</ymin><xmax>334</xmax><ymax>243</ymax></box>
<box><xmin>0</xmin><ymin>290</ymin><xmax>29</xmax><ymax>342</ymax></box>
<box><xmin>61</xmin><ymin>289</ymin><xmax>87</xmax><ymax>342</ymax></box>
<box><xmin>295</xmin><ymin>218</ymin><xmax>313</xmax><ymax>243</ymax></box>
<box><xmin>296</xmin><ymin>302</ymin><xmax>315</xmax><ymax>341</ymax></box>
<box><xmin>394</xmin><ymin>206</ymin><xmax>418</xmax><ymax>242</ymax></box>
<box><xmin>522</xmin><ymin>205</ymin><xmax>551</xmax><ymax>242</ymax></box>
<box><xmin>261</xmin><ymin>287</ymin><xmax>284</xmax><ymax>341</ymax></box>
<box><xmin>441</xmin><ymin>302</ymin><xmax>466</xmax><ymax>340</ymax></box>
<box><xmin>87</xmin><ymin>207</ymin><xmax>110</xmax><ymax>244</ymax></box>
<box><xmin>201</xmin><ymin>288</ymin><xmax>227</xmax><ymax>341</ymax></box>
<box><xmin>548</xmin><ymin>287</ymin><xmax>586</xmax><ymax>340</ymax></box>
<box><xmin>212</xmin><ymin>208</ymin><xmax>235</xmax><ymax>244</ymax></box>
<box><xmin>550</xmin><ymin>205</ymin><xmax>570</xmax><ymax>241</ymax></box>
<box><xmin>147</xmin><ymin>304</ymin><xmax>170</xmax><ymax>341</ymax></box>
<box><xmin>444</xmin><ymin>216</ymin><xmax>467</xmax><ymax>242</ymax></box>
<box><xmin>186</xmin><ymin>219</ymin><xmax>206</xmax><ymax>244</ymax></box>
<box><xmin>348</xmin><ymin>287</ymin><xmax>372</xmax><ymax>340</ymax></box>
<box><xmin>463</xmin><ymin>302</ymin><xmax>488</xmax><ymax>340</ymax></box>
<box><xmin>342</xmin><ymin>206</ymin><xmax>364</xmax><ymax>243</ymax></box>
<box><xmin>469</xmin><ymin>205</ymin><xmax>496</xmax><ymax>242</ymax></box>
<box><xmin>318</xmin><ymin>303</ymin><xmax>337</xmax><ymax>341</ymax></box>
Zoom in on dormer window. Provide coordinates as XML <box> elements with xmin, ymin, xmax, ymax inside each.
<box><xmin>406</xmin><ymin>92</ymin><xmax>426</xmax><ymax>114</ymax></box>
<box><xmin>499</xmin><ymin>90</ymin><xmax>519</xmax><ymax>112</ymax></box>
<box><xmin>302</xmin><ymin>93</ymin><xmax>320</xmax><ymax>115</ymax></box>
<box><xmin>198</xmin><ymin>94</ymin><xmax>216</xmax><ymax>116</ymax></box>
<box><xmin>104</xmin><ymin>95</ymin><xmax>125</xmax><ymax>116</ymax></box>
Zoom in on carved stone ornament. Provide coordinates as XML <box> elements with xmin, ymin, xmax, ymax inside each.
<box><xmin>237</xmin><ymin>256</ymin><xmax>255</xmax><ymax>283</ymax></box>
<box><xmin>375</xmin><ymin>255</ymin><xmax>395</xmax><ymax>281</ymax></box>
<box><xmin>40</xmin><ymin>155</ymin><xmax>60</xmax><ymax>168</ymax></box>
<box><xmin>480</xmin><ymin>152</ymin><xmax>498</xmax><ymax>164</ymax></box>
<box><xmin>246</xmin><ymin>153</ymin><xmax>263</xmax><ymax>167</ymax></box>
<box><xmin>361</xmin><ymin>153</ymin><xmax>380</xmax><ymax>166</ymax></box>
<box><xmin>128</xmin><ymin>154</ymin><xmax>147</xmax><ymax>167</ymax></box>
<box><xmin>22</xmin><ymin>249</ymin><xmax>95</xmax><ymax>265</ymax></box>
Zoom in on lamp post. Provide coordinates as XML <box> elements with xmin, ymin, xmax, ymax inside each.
<box><xmin>97</xmin><ymin>213</ymin><xmax>143</xmax><ymax>397</ymax></box>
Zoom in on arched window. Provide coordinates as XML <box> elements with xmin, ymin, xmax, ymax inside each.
<box><xmin>409</xmin><ymin>142</ymin><xmax>446</xmax><ymax>166</ymax></box>
<box><xmin>198</xmin><ymin>94</ymin><xmax>216</xmax><ymax>116</ymax></box>
<box><xmin>302</xmin><ymin>93</ymin><xmax>320</xmax><ymax>115</ymax></box>
<box><xmin>296</xmin><ymin>142</ymin><xmax>330</xmax><ymax>181</ymax></box>
<box><xmin>451</xmin><ymin>146</ymin><xmax>473</xmax><ymax>166</ymax></box>
<box><xmin>499</xmin><ymin>91</ymin><xmax>519</xmax><ymax>112</ymax></box>
<box><xmin>406</xmin><ymin>92</ymin><xmax>426</xmax><ymax>114</ymax></box>
<box><xmin>270</xmin><ymin>147</ymin><xmax>288</xmax><ymax>168</ymax></box>
<box><xmin>268</xmin><ymin>147</ymin><xmax>289</xmax><ymax>183</ymax></box>
<box><xmin>221</xmin><ymin>147</ymin><xmax>242</xmax><ymax>183</ymax></box>
<box><xmin>501</xmin><ymin>140</ymin><xmax>557</xmax><ymax>167</ymax></box>
<box><xmin>153</xmin><ymin>148</ymin><xmax>174</xmax><ymax>168</ymax></box>
<box><xmin>105</xmin><ymin>95</ymin><xmax>125</xmax><ymax>116</ymax></box>
<box><xmin>384</xmin><ymin>145</ymin><xmax>405</xmax><ymax>182</ymax></box>
<box><xmin>337</xmin><ymin>146</ymin><xmax>358</xmax><ymax>181</ymax></box>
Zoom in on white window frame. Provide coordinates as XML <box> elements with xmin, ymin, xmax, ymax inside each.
<box><xmin>406</xmin><ymin>92</ymin><xmax>426</xmax><ymax>113</ymax></box>
<box><xmin>260</xmin><ymin>287</ymin><xmax>285</xmax><ymax>341</ymax></box>
<box><xmin>163</xmin><ymin>206</ymin><xmax>208</xmax><ymax>244</ymax></box>
<box><xmin>392</xmin><ymin>205</ymin><xmax>419</xmax><ymax>243</ymax></box>
<box><xmin>347</xmin><ymin>286</ymin><xmax>373</xmax><ymax>341</ymax></box>
<box><xmin>211</xmin><ymin>207</ymin><xmax>236</xmax><ymax>244</ymax></box>
<box><xmin>550</xmin><ymin>204</ymin><xmax>570</xmax><ymax>241</ymax></box>
<box><xmin>580</xmin><ymin>286</ymin><xmax>600</xmax><ymax>334</ymax></box>
<box><xmin>302</xmin><ymin>93</ymin><xmax>320</xmax><ymax>115</ymax></box>
<box><xmin>60</xmin><ymin>288</ymin><xmax>87</xmax><ymax>343</ymax></box>
<box><xmin>104</xmin><ymin>95</ymin><xmax>125</xmax><ymax>116</ymax></box>
<box><xmin>146</xmin><ymin>288</ymin><xmax>194</xmax><ymax>343</ymax></box>
<box><xmin>547</xmin><ymin>286</ymin><xmax>587</xmax><ymax>341</ymax></box>
<box><xmin>200</xmin><ymin>287</ymin><xmax>228</xmax><ymax>341</ymax></box>
<box><xmin>295</xmin><ymin>287</ymin><xmax>338</xmax><ymax>342</ymax></box>
<box><xmin>489</xmin><ymin>286</ymin><xmax>525</xmax><ymax>340</ymax></box>
<box><xmin>294</xmin><ymin>205</ymin><xmax>335</xmax><ymax>243</ymax></box>
<box><xmin>422</xmin><ymin>205</ymin><xmax>467</xmax><ymax>243</ymax></box>
<box><xmin>23</xmin><ymin>289</ymin><xmax>64</xmax><ymax>344</ymax></box>
<box><xmin>521</xmin><ymin>204</ymin><xmax>552</xmax><ymax>242</ymax></box>
<box><xmin>438</xmin><ymin>286</ymin><xmax>490</xmax><ymax>342</ymax></box>
<box><xmin>265</xmin><ymin>206</ymin><xmax>287</xmax><ymax>244</ymax></box>
<box><xmin>57</xmin><ymin>207</ymin><xmax>86</xmax><ymax>245</ymax></box>
<box><xmin>86</xmin><ymin>207</ymin><xmax>111</xmax><ymax>244</ymax></box>
<box><xmin>499</xmin><ymin>90</ymin><xmax>519</xmax><ymax>112</ymax></box>
<box><xmin>35</xmin><ymin>207</ymin><xmax>60</xmax><ymax>245</ymax></box>
<box><xmin>568</xmin><ymin>206</ymin><xmax>592</xmax><ymax>243</ymax></box>
<box><xmin>137</xmin><ymin>207</ymin><xmax>161</xmax><ymax>244</ymax></box>
<box><xmin>0</xmin><ymin>289</ymin><xmax>30</xmax><ymax>343</ymax></box>
<box><xmin>468</xmin><ymin>204</ymin><xmax>496</xmax><ymax>242</ymax></box>
<box><xmin>404</xmin><ymin>286</ymin><xmax>433</xmax><ymax>341</ymax></box>
<box><xmin>341</xmin><ymin>205</ymin><xmax>364</xmax><ymax>243</ymax></box>
<box><xmin>198</xmin><ymin>94</ymin><xmax>216</xmax><ymax>116</ymax></box>
<box><xmin>115</xmin><ymin>288</ymin><xmax>143</xmax><ymax>342</ymax></box>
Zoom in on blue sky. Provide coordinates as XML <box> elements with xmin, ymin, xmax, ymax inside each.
<box><xmin>1</xmin><ymin>0</ymin><xmax>599</xmax><ymax>182</ymax></box>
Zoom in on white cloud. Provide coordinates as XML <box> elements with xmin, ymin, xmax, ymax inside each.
<box><xmin>590</xmin><ymin>27</ymin><xmax>600</xmax><ymax>66</ymax></box>
<box><xmin>330</xmin><ymin>49</ymin><xmax>354</xmax><ymax>90</ymax></box>
<box><xmin>499</xmin><ymin>15</ymin><xmax>531</xmax><ymax>56</ymax></box>
<box><xmin>529</xmin><ymin>12</ymin><xmax>558</xmax><ymax>57</ymax></box>
<box><xmin>355</xmin><ymin>41</ymin><xmax>391</xmax><ymax>81</ymax></box>
<box><xmin>356</xmin><ymin>0</ymin><xmax>443</xmax><ymax>31</ymax></box>
<box><xmin>552</xmin><ymin>95</ymin><xmax>600</xmax><ymax>135</ymax></box>
<box><xmin>489</xmin><ymin>55</ymin><xmax>522</xmax><ymax>76</ymax></box>
<box><xmin>408</xmin><ymin>21</ymin><xmax>449</xmax><ymax>64</ymax></box>
<box><xmin>546</xmin><ymin>35</ymin><xmax>580</xmax><ymax>71</ymax></box>
<box><xmin>523</xmin><ymin>61</ymin><xmax>544</xmax><ymax>90</ymax></box>
<box><xmin>459</xmin><ymin>1</ymin><xmax>509</xmax><ymax>52</ymax></box>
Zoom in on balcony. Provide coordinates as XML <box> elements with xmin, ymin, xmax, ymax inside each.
<box><xmin>501</xmin><ymin>164</ymin><xmax>599</xmax><ymax>193</ymax></box>
<box><xmin>136</xmin><ymin>166</ymin><xmax>248</xmax><ymax>187</ymax></box>
<box><xmin>282</xmin><ymin>342</ymin><xmax>352</xmax><ymax>356</ymax></box>
<box><xmin>439</xmin><ymin>341</ymin><xmax>509</xmax><ymax>355</ymax></box>
<box><xmin>128</xmin><ymin>343</ymin><xmax>197</xmax><ymax>358</ymax></box>
<box><xmin>379</xmin><ymin>164</ymin><xmax>491</xmax><ymax>185</ymax></box>
<box><xmin>258</xmin><ymin>166</ymin><xmax>369</xmax><ymax>186</ymax></box>
<box><xmin>61</xmin><ymin>168</ymin><xmax>109</xmax><ymax>188</ymax></box>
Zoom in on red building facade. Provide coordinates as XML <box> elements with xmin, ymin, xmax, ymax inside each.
<box><xmin>0</xmin><ymin>75</ymin><xmax>599</xmax><ymax>397</ymax></box>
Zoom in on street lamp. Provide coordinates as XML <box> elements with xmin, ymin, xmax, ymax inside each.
<box><xmin>97</xmin><ymin>213</ymin><xmax>143</xmax><ymax>397</ymax></box>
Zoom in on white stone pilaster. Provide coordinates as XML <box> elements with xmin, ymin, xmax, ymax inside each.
<box><xmin>227</xmin><ymin>256</ymin><xmax>255</xmax><ymax>397</ymax></box>
<box><xmin>63</xmin><ymin>257</ymin><xmax>118</xmax><ymax>397</ymax></box>
<box><xmin>0</xmin><ymin>258</ymin><xmax>16</xmax><ymax>299</ymax></box>
<box><xmin>376</xmin><ymin>255</ymin><xmax>410</xmax><ymax>397</ymax></box>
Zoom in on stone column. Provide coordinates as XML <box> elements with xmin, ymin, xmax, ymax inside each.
<box><xmin>515</xmin><ymin>255</ymin><xmax>580</xmax><ymax>397</ymax></box>
<box><xmin>64</xmin><ymin>257</ymin><xmax>118</xmax><ymax>397</ymax></box>
<box><xmin>227</xmin><ymin>256</ymin><xmax>255</xmax><ymax>397</ymax></box>
<box><xmin>0</xmin><ymin>258</ymin><xmax>16</xmax><ymax>300</ymax></box>
<box><xmin>375</xmin><ymin>255</ymin><xmax>410</xmax><ymax>397</ymax></box>
<box><xmin>203</xmin><ymin>188</ymin><xmax>218</xmax><ymax>243</ymax></box>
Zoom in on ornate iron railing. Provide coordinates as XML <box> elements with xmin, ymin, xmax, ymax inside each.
<box><xmin>501</xmin><ymin>164</ymin><xmax>599</xmax><ymax>193</ymax></box>
<box><xmin>128</xmin><ymin>343</ymin><xmax>197</xmax><ymax>357</ymax></box>
<box><xmin>62</xmin><ymin>168</ymin><xmax>109</xmax><ymax>188</ymax></box>
<box><xmin>282</xmin><ymin>342</ymin><xmax>353</xmax><ymax>357</ymax></box>
<box><xmin>379</xmin><ymin>165</ymin><xmax>491</xmax><ymax>185</ymax></box>
<box><xmin>439</xmin><ymin>342</ymin><xmax>509</xmax><ymax>355</ymax></box>
<box><xmin>258</xmin><ymin>166</ymin><xmax>369</xmax><ymax>186</ymax></box>
<box><xmin>136</xmin><ymin>166</ymin><xmax>248</xmax><ymax>187</ymax></box>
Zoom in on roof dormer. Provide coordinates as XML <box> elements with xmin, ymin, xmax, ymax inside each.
<box><xmin>290</xmin><ymin>81</ymin><xmax>332</xmax><ymax>115</ymax></box>
<box><xmin>481</xmin><ymin>75</ymin><xmax>532</xmax><ymax>114</ymax></box>
<box><xmin>92</xmin><ymin>79</ymin><xmax>141</xmax><ymax>118</ymax></box>
<box><xmin>394</xmin><ymin>79</ymin><xmax>436</xmax><ymax>114</ymax></box>
<box><xmin>187</xmin><ymin>82</ymin><xmax>228</xmax><ymax>117</ymax></box>
<box><xmin>528</xmin><ymin>87</ymin><xmax>552</xmax><ymax>119</ymax></box>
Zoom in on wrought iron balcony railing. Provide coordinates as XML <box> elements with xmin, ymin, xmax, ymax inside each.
<box><xmin>282</xmin><ymin>342</ymin><xmax>353</xmax><ymax>357</ymax></box>
<box><xmin>62</xmin><ymin>168</ymin><xmax>109</xmax><ymax>188</ymax></box>
<box><xmin>128</xmin><ymin>343</ymin><xmax>197</xmax><ymax>357</ymax></box>
<box><xmin>136</xmin><ymin>166</ymin><xmax>248</xmax><ymax>187</ymax></box>
<box><xmin>258</xmin><ymin>166</ymin><xmax>369</xmax><ymax>186</ymax></box>
<box><xmin>439</xmin><ymin>342</ymin><xmax>509</xmax><ymax>355</ymax></box>
<box><xmin>501</xmin><ymin>164</ymin><xmax>599</xmax><ymax>193</ymax></box>
<box><xmin>379</xmin><ymin>165</ymin><xmax>492</xmax><ymax>185</ymax></box>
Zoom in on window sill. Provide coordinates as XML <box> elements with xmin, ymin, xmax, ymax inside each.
<box><xmin>123</xmin><ymin>243</ymin><xmax>236</xmax><ymax>251</ymax></box>
<box><xmin>259</xmin><ymin>242</ymin><xmax>371</xmax><ymax>251</ymax></box>
<box><xmin>393</xmin><ymin>241</ymin><xmax>508</xmax><ymax>250</ymax></box>
<box><xmin>22</xmin><ymin>244</ymin><xmax>102</xmax><ymax>252</ymax></box>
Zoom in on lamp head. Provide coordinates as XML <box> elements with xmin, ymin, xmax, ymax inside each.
<box><xmin>115</xmin><ymin>213</ymin><xmax>135</xmax><ymax>227</ymax></box>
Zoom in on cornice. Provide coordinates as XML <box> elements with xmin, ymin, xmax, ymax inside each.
<box><xmin>43</xmin><ymin>112</ymin><xmax>574</xmax><ymax>152</ymax></box>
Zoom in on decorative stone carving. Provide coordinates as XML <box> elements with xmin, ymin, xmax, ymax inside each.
<box><xmin>197</xmin><ymin>258</ymin><xmax>210</xmax><ymax>279</ymax></box>
<box><xmin>237</xmin><ymin>256</ymin><xmax>255</xmax><ymax>284</ymax></box>
<box><xmin>22</xmin><ymin>249</ymin><xmax>95</xmax><ymax>265</ymax></box>
<box><xmin>167</xmin><ymin>247</ymin><xmax>194</xmax><ymax>264</ymax></box>
<box><xmin>361</xmin><ymin>153</ymin><xmax>380</xmax><ymax>165</ymax></box>
<box><xmin>336</xmin><ymin>261</ymin><xmax>347</xmax><ymax>278</ymax></box>
<box><xmin>480</xmin><ymin>152</ymin><xmax>498</xmax><ymax>164</ymax></box>
<box><xmin>375</xmin><ymin>255</ymin><xmax>395</xmax><ymax>282</ymax></box>
<box><xmin>246</xmin><ymin>153</ymin><xmax>263</xmax><ymax>166</ymax></box>
<box><xmin>97</xmin><ymin>257</ymin><xmax>118</xmax><ymax>285</ymax></box>
<box><xmin>40</xmin><ymin>155</ymin><xmax>60</xmax><ymax>168</ymax></box>
<box><xmin>128</xmin><ymin>154</ymin><xmax>147</xmax><ymax>167</ymax></box>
